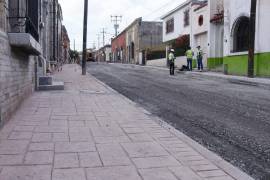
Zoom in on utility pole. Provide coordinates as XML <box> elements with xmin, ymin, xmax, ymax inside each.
<box><xmin>111</xmin><ymin>15</ymin><xmax>122</xmax><ymax>37</ymax></box>
<box><xmin>248</xmin><ymin>0</ymin><xmax>257</xmax><ymax>78</ymax></box>
<box><xmin>73</xmin><ymin>39</ymin><xmax>75</xmax><ymax>51</ymax></box>
<box><xmin>97</xmin><ymin>34</ymin><xmax>100</xmax><ymax>49</ymax></box>
<box><xmin>82</xmin><ymin>0</ymin><xmax>88</xmax><ymax>75</ymax></box>
<box><xmin>101</xmin><ymin>28</ymin><xmax>106</xmax><ymax>47</ymax></box>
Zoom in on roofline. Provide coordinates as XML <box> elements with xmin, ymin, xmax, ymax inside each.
<box><xmin>161</xmin><ymin>0</ymin><xmax>192</xmax><ymax>19</ymax></box>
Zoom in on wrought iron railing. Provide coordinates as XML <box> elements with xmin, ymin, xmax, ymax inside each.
<box><xmin>8</xmin><ymin>16</ymin><xmax>39</xmax><ymax>41</ymax></box>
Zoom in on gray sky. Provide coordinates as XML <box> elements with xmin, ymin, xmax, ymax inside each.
<box><xmin>58</xmin><ymin>0</ymin><xmax>185</xmax><ymax>51</ymax></box>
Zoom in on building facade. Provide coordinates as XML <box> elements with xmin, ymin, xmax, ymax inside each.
<box><xmin>111</xmin><ymin>31</ymin><xmax>126</xmax><ymax>63</ymax></box>
<box><xmin>62</xmin><ymin>25</ymin><xmax>70</xmax><ymax>64</ymax></box>
<box><xmin>96</xmin><ymin>45</ymin><xmax>112</xmax><ymax>62</ymax></box>
<box><xmin>161</xmin><ymin>0</ymin><xmax>208</xmax><ymax>67</ymax></box>
<box><xmin>0</xmin><ymin>0</ymin><xmax>41</xmax><ymax>126</ymax></box>
<box><xmin>125</xmin><ymin>17</ymin><xmax>164</xmax><ymax>65</ymax></box>
<box><xmin>0</xmin><ymin>0</ymin><xmax>67</xmax><ymax>127</ymax></box>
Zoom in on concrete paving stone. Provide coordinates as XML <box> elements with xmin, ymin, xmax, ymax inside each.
<box><xmin>94</xmin><ymin>111</ymin><xmax>109</xmax><ymax>117</ymax></box>
<box><xmin>123</xmin><ymin>127</ymin><xmax>145</xmax><ymax>134</ymax></box>
<box><xmin>85</xmin><ymin>120</ymin><xmax>100</xmax><ymax>127</ymax></box>
<box><xmin>0</xmin><ymin>165</ymin><xmax>52</xmax><ymax>180</ymax></box>
<box><xmin>69</xmin><ymin>127</ymin><xmax>91</xmax><ymax>133</ymax></box>
<box><xmin>29</xmin><ymin>143</ymin><xmax>54</xmax><ymax>151</ymax></box>
<box><xmin>97</xmin><ymin>144</ymin><xmax>132</xmax><ymax>166</ymax></box>
<box><xmin>55</xmin><ymin>142</ymin><xmax>96</xmax><ymax>153</ymax></box>
<box><xmin>169</xmin><ymin>166</ymin><xmax>202</xmax><ymax>180</ymax></box>
<box><xmin>139</xmin><ymin>168</ymin><xmax>179</xmax><ymax>180</ymax></box>
<box><xmin>0</xmin><ymin>154</ymin><xmax>24</xmax><ymax>165</ymax></box>
<box><xmin>94</xmin><ymin>136</ymin><xmax>131</xmax><ymax>144</ymax></box>
<box><xmin>158</xmin><ymin>136</ymin><xmax>180</xmax><ymax>142</ymax></box>
<box><xmin>68</xmin><ymin>121</ymin><xmax>86</xmax><ymax>127</ymax></box>
<box><xmin>8</xmin><ymin>131</ymin><xmax>33</xmax><ymax>140</ymax></box>
<box><xmin>128</xmin><ymin>133</ymin><xmax>153</xmax><ymax>142</ymax></box>
<box><xmin>24</xmin><ymin>151</ymin><xmax>54</xmax><ymax>165</ymax></box>
<box><xmin>96</xmin><ymin>119</ymin><xmax>119</xmax><ymax>127</ymax></box>
<box><xmin>0</xmin><ymin>131</ymin><xmax>11</xmax><ymax>140</ymax></box>
<box><xmin>90</xmin><ymin>126</ymin><xmax>125</xmax><ymax>137</ymax></box>
<box><xmin>121</xmin><ymin>142</ymin><xmax>169</xmax><ymax>158</ymax></box>
<box><xmin>52</xmin><ymin>168</ymin><xmax>86</xmax><ymax>180</ymax></box>
<box><xmin>34</xmin><ymin>126</ymin><xmax>68</xmax><ymax>133</ymax></box>
<box><xmin>79</xmin><ymin>152</ymin><xmax>102</xmax><ymax>167</ymax></box>
<box><xmin>17</xmin><ymin>120</ymin><xmax>49</xmax><ymax>126</ymax></box>
<box><xmin>51</xmin><ymin>116</ymin><xmax>69</xmax><ymax>120</ymax></box>
<box><xmin>132</xmin><ymin>156</ymin><xmax>181</xmax><ymax>169</ymax></box>
<box><xmin>176</xmin><ymin>155</ymin><xmax>206</xmax><ymax>162</ymax></box>
<box><xmin>13</xmin><ymin>126</ymin><xmax>35</xmax><ymax>132</ymax></box>
<box><xmin>69</xmin><ymin>115</ymin><xmax>96</xmax><ymax>121</ymax></box>
<box><xmin>85</xmin><ymin>166</ymin><xmax>142</xmax><ymax>180</ymax></box>
<box><xmin>149</xmin><ymin>131</ymin><xmax>175</xmax><ymax>139</ymax></box>
<box><xmin>174</xmin><ymin>151</ymin><xmax>201</xmax><ymax>157</ymax></box>
<box><xmin>69</xmin><ymin>131</ymin><xmax>93</xmax><ymax>142</ymax></box>
<box><xmin>197</xmin><ymin>170</ymin><xmax>228</xmax><ymax>178</ymax></box>
<box><xmin>118</xmin><ymin>122</ymin><xmax>141</xmax><ymax>128</ymax></box>
<box><xmin>187</xmin><ymin>159</ymin><xmax>214</xmax><ymax>166</ymax></box>
<box><xmin>52</xmin><ymin>133</ymin><xmax>69</xmax><ymax>142</ymax></box>
<box><xmin>215</xmin><ymin>160</ymin><xmax>254</xmax><ymax>180</ymax></box>
<box><xmin>54</xmin><ymin>153</ymin><xmax>79</xmax><ymax>168</ymax></box>
<box><xmin>0</xmin><ymin>140</ymin><xmax>29</xmax><ymax>155</ymax></box>
<box><xmin>168</xmin><ymin>147</ymin><xmax>196</xmax><ymax>154</ymax></box>
<box><xmin>49</xmin><ymin>120</ymin><xmax>68</xmax><ymax>126</ymax></box>
<box><xmin>204</xmin><ymin>176</ymin><xmax>235</xmax><ymax>180</ymax></box>
<box><xmin>191</xmin><ymin>164</ymin><xmax>220</xmax><ymax>172</ymax></box>
<box><xmin>32</xmin><ymin>133</ymin><xmax>52</xmax><ymax>142</ymax></box>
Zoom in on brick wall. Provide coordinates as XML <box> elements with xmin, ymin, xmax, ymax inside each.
<box><xmin>0</xmin><ymin>1</ymin><xmax>35</xmax><ymax>127</ymax></box>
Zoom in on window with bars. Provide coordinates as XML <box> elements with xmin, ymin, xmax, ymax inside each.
<box><xmin>166</xmin><ymin>18</ymin><xmax>174</xmax><ymax>34</ymax></box>
<box><xmin>183</xmin><ymin>10</ymin><xmax>190</xmax><ymax>27</ymax></box>
<box><xmin>8</xmin><ymin>0</ymin><xmax>39</xmax><ymax>41</ymax></box>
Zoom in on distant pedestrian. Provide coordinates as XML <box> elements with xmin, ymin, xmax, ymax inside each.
<box><xmin>185</xmin><ymin>47</ymin><xmax>194</xmax><ymax>71</ymax></box>
<box><xmin>197</xmin><ymin>46</ymin><xmax>204</xmax><ymax>72</ymax></box>
<box><xmin>168</xmin><ymin>49</ymin><xmax>175</xmax><ymax>75</ymax></box>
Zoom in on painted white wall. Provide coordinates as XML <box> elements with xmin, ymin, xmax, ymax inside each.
<box><xmin>147</xmin><ymin>56</ymin><xmax>187</xmax><ymax>68</ymax></box>
<box><xmin>208</xmin><ymin>0</ymin><xmax>224</xmax><ymax>58</ymax></box>
<box><xmin>105</xmin><ymin>47</ymin><xmax>111</xmax><ymax>62</ymax></box>
<box><xmin>162</xmin><ymin>4</ymin><xmax>191</xmax><ymax>43</ymax></box>
<box><xmin>223</xmin><ymin>0</ymin><xmax>270</xmax><ymax>56</ymax></box>
<box><xmin>190</xmin><ymin>4</ymin><xmax>209</xmax><ymax>67</ymax></box>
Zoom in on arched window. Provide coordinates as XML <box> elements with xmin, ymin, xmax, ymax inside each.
<box><xmin>232</xmin><ymin>16</ymin><xmax>250</xmax><ymax>52</ymax></box>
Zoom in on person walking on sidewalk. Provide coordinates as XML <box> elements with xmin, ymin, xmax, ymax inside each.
<box><xmin>168</xmin><ymin>49</ymin><xmax>176</xmax><ymax>75</ymax></box>
<box><xmin>197</xmin><ymin>46</ymin><xmax>204</xmax><ymax>72</ymax></box>
<box><xmin>186</xmin><ymin>47</ymin><xmax>194</xmax><ymax>71</ymax></box>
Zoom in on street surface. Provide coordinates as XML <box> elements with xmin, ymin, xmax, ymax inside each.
<box><xmin>87</xmin><ymin>62</ymin><xmax>270</xmax><ymax>180</ymax></box>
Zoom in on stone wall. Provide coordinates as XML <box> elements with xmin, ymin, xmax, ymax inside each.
<box><xmin>0</xmin><ymin>1</ymin><xmax>35</xmax><ymax>127</ymax></box>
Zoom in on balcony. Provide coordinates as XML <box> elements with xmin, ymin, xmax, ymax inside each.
<box><xmin>7</xmin><ymin>0</ymin><xmax>41</xmax><ymax>55</ymax></box>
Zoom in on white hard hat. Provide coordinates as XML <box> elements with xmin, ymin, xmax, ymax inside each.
<box><xmin>170</xmin><ymin>49</ymin><xmax>175</xmax><ymax>52</ymax></box>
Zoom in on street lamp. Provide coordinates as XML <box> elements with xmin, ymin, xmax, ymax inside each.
<box><xmin>82</xmin><ymin>0</ymin><xmax>88</xmax><ymax>75</ymax></box>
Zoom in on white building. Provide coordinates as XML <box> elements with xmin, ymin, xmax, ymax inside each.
<box><xmin>161</xmin><ymin>0</ymin><xmax>209</xmax><ymax>68</ymax></box>
<box><xmin>160</xmin><ymin>0</ymin><xmax>270</xmax><ymax>76</ymax></box>
<box><xmin>209</xmin><ymin>0</ymin><xmax>270</xmax><ymax>76</ymax></box>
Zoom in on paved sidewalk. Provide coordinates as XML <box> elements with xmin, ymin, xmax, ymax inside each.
<box><xmin>0</xmin><ymin>64</ymin><xmax>254</xmax><ymax>180</ymax></box>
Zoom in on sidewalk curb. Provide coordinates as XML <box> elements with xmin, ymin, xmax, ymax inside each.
<box><xmin>87</xmin><ymin>70</ymin><xmax>254</xmax><ymax>180</ymax></box>
<box><xmin>187</xmin><ymin>71</ymin><xmax>270</xmax><ymax>90</ymax></box>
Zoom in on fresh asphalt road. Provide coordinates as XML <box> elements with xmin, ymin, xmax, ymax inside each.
<box><xmin>87</xmin><ymin>62</ymin><xmax>270</xmax><ymax>180</ymax></box>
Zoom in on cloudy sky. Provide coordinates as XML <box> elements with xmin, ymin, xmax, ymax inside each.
<box><xmin>58</xmin><ymin>0</ymin><xmax>185</xmax><ymax>51</ymax></box>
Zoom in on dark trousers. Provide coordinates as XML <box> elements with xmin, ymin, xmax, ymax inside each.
<box><xmin>197</xmin><ymin>58</ymin><xmax>203</xmax><ymax>71</ymax></box>
<box><xmin>170</xmin><ymin>62</ymin><xmax>175</xmax><ymax>75</ymax></box>
<box><xmin>187</xmin><ymin>58</ymin><xmax>192</xmax><ymax>71</ymax></box>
